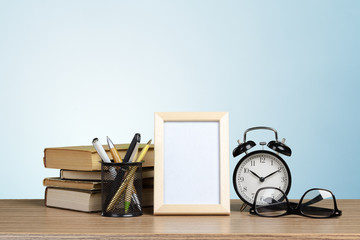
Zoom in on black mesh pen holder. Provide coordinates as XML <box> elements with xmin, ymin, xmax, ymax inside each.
<box><xmin>101</xmin><ymin>162</ymin><xmax>142</xmax><ymax>217</ymax></box>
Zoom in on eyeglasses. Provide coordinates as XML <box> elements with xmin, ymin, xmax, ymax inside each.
<box><xmin>250</xmin><ymin>187</ymin><xmax>342</xmax><ymax>218</ymax></box>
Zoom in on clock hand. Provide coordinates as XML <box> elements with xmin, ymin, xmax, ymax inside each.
<box><xmin>250</xmin><ymin>170</ymin><xmax>264</xmax><ymax>182</ymax></box>
<box><xmin>263</xmin><ymin>169</ymin><xmax>280</xmax><ymax>180</ymax></box>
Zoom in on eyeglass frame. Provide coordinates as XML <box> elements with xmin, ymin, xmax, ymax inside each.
<box><xmin>250</xmin><ymin>187</ymin><xmax>342</xmax><ymax>218</ymax></box>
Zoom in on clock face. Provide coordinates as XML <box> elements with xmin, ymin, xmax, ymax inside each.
<box><xmin>233</xmin><ymin>150</ymin><xmax>291</xmax><ymax>205</ymax></box>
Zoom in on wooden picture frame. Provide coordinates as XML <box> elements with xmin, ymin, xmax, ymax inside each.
<box><xmin>154</xmin><ymin>112</ymin><xmax>230</xmax><ymax>215</ymax></box>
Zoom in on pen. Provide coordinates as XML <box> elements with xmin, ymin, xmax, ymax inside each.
<box><xmin>92</xmin><ymin>138</ymin><xmax>111</xmax><ymax>163</ymax></box>
<box><xmin>124</xmin><ymin>183</ymin><xmax>133</xmax><ymax>213</ymax></box>
<box><xmin>131</xmin><ymin>185</ymin><xmax>142</xmax><ymax>211</ymax></box>
<box><xmin>124</xmin><ymin>170</ymin><xmax>139</xmax><ymax>213</ymax></box>
<box><xmin>128</xmin><ymin>142</ymin><xmax>139</xmax><ymax>162</ymax></box>
<box><xmin>107</xmin><ymin>136</ymin><xmax>122</xmax><ymax>163</ymax></box>
<box><xmin>123</xmin><ymin>133</ymin><xmax>141</xmax><ymax>162</ymax></box>
<box><xmin>92</xmin><ymin>138</ymin><xmax>117</xmax><ymax>176</ymax></box>
<box><xmin>106</xmin><ymin>139</ymin><xmax>152</xmax><ymax>212</ymax></box>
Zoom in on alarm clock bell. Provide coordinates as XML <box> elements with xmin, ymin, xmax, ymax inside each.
<box><xmin>233</xmin><ymin>126</ymin><xmax>292</xmax><ymax>157</ymax></box>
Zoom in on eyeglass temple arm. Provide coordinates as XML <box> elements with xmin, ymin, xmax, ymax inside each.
<box><xmin>301</xmin><ymin>194</ymin><xmax>323</xmax><ymax>206</ymax></box>
<box><xmin>253</xmin><ymin>201</ymin><xmax>336</xmax><ymax>213</ymax></box>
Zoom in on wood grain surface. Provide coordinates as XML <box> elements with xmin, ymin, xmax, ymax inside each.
<box><xmin>0</xmin><ymin>199</ymin><xmax>359</xmax><ymax>239</ymax></box>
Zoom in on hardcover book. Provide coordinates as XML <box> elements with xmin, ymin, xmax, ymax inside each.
<box><xmin>44</xmin><ymin>144</ymin><xmax>154</xmax><ymax>170</ymax></box>
<box><xmin>60</xmin><ymin>167</ymin><xmax>154</xmax><ymax>180</ymax></box>
<box><xmin>43</xmin><ymin>177</ymin><xmax>101</xmax><ymax>191</ymax></box>
<box><xmin>44</xmin><ymin>187</ymin><xmax>154</xmax><ymax>212</ymax></box>
<box><xmin>45</xmin><ymin>188</ymin><xmax>102</xmax><ymax>212</ymax></box>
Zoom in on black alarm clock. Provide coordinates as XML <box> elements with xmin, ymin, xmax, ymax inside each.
<box><xmin>233</xmin><ymin>126</ymin><xmax>292</xmax><ymax>206</ymax></box>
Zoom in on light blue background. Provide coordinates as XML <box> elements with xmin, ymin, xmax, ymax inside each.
<box><xmin>0</xmin><ymin>0</ymin><xmax>359</xmax><ymax>199</ymax></box>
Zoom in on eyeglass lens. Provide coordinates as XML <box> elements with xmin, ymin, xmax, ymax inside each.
<box><xmin>300</xmin><ymin>189</ymin><xmax>335</xmax><ymax>217</ymax></box>
<box><xmin>255</xmin><ymin>188</ymin><xmax>288</xmax><ymax>217</ymax></box>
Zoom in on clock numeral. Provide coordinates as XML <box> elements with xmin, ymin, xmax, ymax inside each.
<box><xmin>250</xmin><ymin>160</ymin><xmax>255</xmax><ymax>166</ymax></box>
<box><xmin>244</xmin><ymin>168</ymin><xmax>249</xmax><ymax>173</ymax></box>
<box><xmin>260</xmin><ymin>157</ymin><xmax>265</xmax><ymax>163</ymax></box>
<box><xmin>239</xmin><ymin>177</ymin><xmax>244</xmax><ymax>182</ymax></box>
<box><xmin>278</xmin><ymin>167</ymin><xmax>282</xmax><ymax>172</ymax></box>
<box><xmin>251</xmin><ymin>193</ymin><xmax>255</xmax><ymax>199</ymax></box>
<box><xmin>271</xmin><ymin>160</ymin><xmax>273</xmax><ymax>166</ymax></box>
<box><xmin>281</xmin><ymin>177</ymin><xmax>286</xmax><ymax>182</ymax></box>
<box><xmin>243</xmin><ymin>186</ymin><xmax>247</xmax><ymax>192</ymax></box>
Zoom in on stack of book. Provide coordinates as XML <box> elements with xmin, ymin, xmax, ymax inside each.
<box><xmin>43</xmin><ymin>144</ymin><xmax>154</xmax><ymax>212</ymax></box>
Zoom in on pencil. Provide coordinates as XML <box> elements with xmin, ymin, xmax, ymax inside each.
<box><xmin>134</xmin><ymin>139</ymin><xmax>152</xmax><ymax>162</ymax></box>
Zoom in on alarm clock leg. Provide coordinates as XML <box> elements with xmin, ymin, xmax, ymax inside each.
<box><xmin>240</xmin><ymin>203</ymin><xmax>248</xmax><ymax>212</ymax></box>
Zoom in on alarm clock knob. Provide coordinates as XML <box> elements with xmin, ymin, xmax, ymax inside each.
<box><xmin>232</xmin><ymin>140</ymin><xmax>256</xmax><ymax>157</ymax></box>
<box><xmin>267</xmin><ymin>140</ymin><xmax>292</xmax><ymax>156</ymax></box>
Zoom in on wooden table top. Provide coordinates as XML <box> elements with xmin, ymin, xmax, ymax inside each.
<box><xmin>0</xmin><ymin>199</ymin><xmax>359</xmax><ymax>239</ymax></box>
